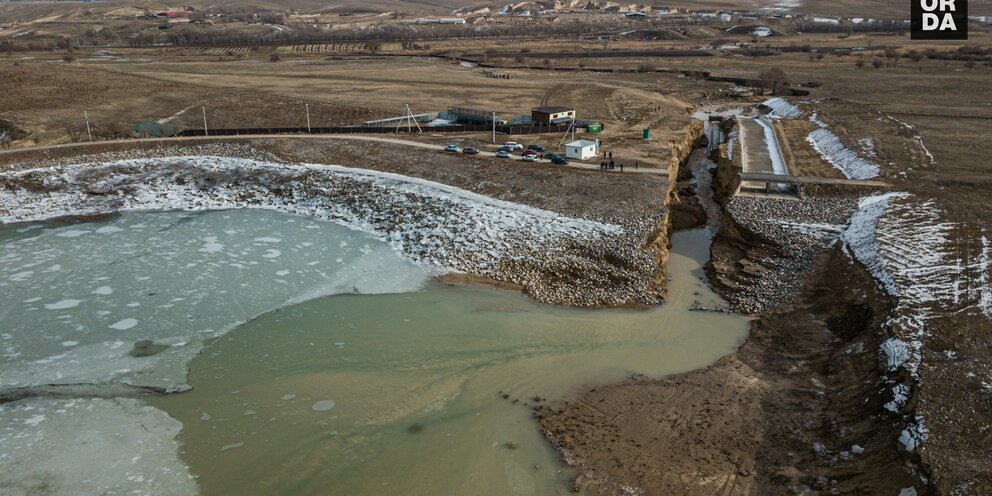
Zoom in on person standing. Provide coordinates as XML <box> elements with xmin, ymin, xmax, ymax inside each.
<box><xmin>635</xmin><ymin>161</ymin><xmax>639</xmax><ymax>170</ymax></box>
<box><xmin>620</xmin><ymin>163</ymin><xmax>624</xmax><ymax>172</ymax></box>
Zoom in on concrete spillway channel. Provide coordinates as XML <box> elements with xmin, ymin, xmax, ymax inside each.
<box><xmin>737</xmin><ymin>116</ymin><xmax>794</xmax><ymax>196</ymax></box>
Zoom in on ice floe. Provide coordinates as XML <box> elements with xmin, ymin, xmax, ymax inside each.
<box><xmin>0</xmin><ymin>398</ymin><xmax>196</xmax><ymax>496</ymax></box>
<box><xmin>0</xmin><ymin>209</ymin><xmax>426</xmax><ymax>393</ymax></box>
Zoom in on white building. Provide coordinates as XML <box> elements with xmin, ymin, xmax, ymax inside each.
<box><xmin>565</xmin><ymin>140</ymin><xmax>598</xmax><ymax>161</ymax></box>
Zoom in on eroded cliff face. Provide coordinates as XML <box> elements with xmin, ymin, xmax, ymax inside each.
<box><xmin>642</xmin><ymin>209</ymin><xmax>672</xmax><ymax>298</ymax></box>
<box><xmin>701</xmin><ymin>169</ymin><xmax>936</xmax><ymax>493</ymax></box>
<box><xmin>639</xmin><ymin>120</ymin><xmax>706</xmax><ymax>299</ymax></box>
<box><xmin>541</xmin><ymin>163</ymin><xmax>933</xmax><ymax>496</ymax></box>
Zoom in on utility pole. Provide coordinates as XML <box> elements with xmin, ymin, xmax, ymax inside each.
<box><xmin>305</xmin><ymin>103</ymin><xmax>311</xmax><ymax>133</ymax></box>
<box><xmin>202</xmin><ymin>106</ymin><xmax>208</xmax><ymax>136</ymax></box>
<box><xmin>83</xmin><ymin>110</ymin><xmax>92</xmax><ymax>141</ymax></box>
<box><xmin>492</xmin><ymin>112</ymin><xmax>496</xmax><ymax>143</ymax></box>
<box><xmin>402</xmin><ymin>104</ymin><xmax>422</xmax><ymax>134</ymax></box>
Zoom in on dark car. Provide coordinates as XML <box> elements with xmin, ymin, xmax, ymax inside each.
<box><xmin>544</xmin><ymin>152</ymin><xmax>562</xmax><ymax>160</ymax></box>
<box><xmin>462</xmin><ymin>147</ymin><xmax>480</xmax><ymax>155</ymax></box>
<box><xmin>521</xmin><ymin>149</ymin><xmax>538</xmax><ymax>157</ymax></box>
<box><xmin>550</xmin><ymin>156</ymin><xmax>569</xmax><ymax>165</ymax></box>
<box><xmin>497</xmin><ymin>146</ymin><xmax>514</xmax><ymax>153</ymax></box>
<box><xmin>527</xmin><ymin>144</ymin><xmax>546</xmax><ymax>152</ymax></box>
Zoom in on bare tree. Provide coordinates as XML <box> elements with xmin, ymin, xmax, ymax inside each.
<box><xmin>871</xmin><ymin>58</ymin><xmax>884</xmax><ymax>70</ymax></box>
<box><xmin>365</xmin><ymin>41</ymin><xmax>382</xmax><ymax>54</ymax></box>
<box><xmin>107</xmin><ymin>122</ymin><xmax>132</xmax><ymax>139</ymax></box>
<box><xmin>59</xmin><ymin>120</ymin><xmax>86</xmax><ymax>142</ymax></box>
<box><xmin>269</xmin><ymin>52</ymin><xmax>281</xmax><ymax>62</ymax></box>
<box><xmin>758</xmin><ymin>67</ymin><xmax>787</xmax><ymax>95</ymax></box>
<box><xmin>965</xmin><ymin>60</ymin><xmax>976</xmax><ymax>70</ymax></box>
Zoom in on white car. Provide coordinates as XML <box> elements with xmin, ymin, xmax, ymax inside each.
<box><xmin>504</xmin><ymin>141</ymin><xmax>524</xmax><ymax>151</ymax></box>
<box><xmin>521</xmin><ymin>154</ymin><xmax>538</xmax><ymax>162</ymax></box>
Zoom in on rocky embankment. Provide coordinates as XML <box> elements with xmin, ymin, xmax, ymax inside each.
<box><xmin>0</xmin><ymin>142</ymin><xmax>670</xmax><ymax>307</ymax></box>
<box><xmin>706</xmin><ymin>194</ymin><xmax>857</xmax><ymax>314</ymax></box>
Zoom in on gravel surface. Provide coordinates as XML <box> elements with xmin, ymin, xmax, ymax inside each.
<box><xmin>0</xmin><ymin>144</ymin><xmax>670</xmax><ymax>307</ymax></box>
<box><xmin>713</xmin><ymin>194</ymin><xmax>860</xmax><ymax>313</ymax></box>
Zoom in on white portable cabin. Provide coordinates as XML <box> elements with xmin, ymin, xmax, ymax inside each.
<box><xmin>565</xmin><ymin>139</ymin><xmax>598</xmax><ymax>161</ymax></box>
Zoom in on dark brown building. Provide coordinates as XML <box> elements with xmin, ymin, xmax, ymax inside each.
<box><xmin>531</xmin><ymin>106</ymin><xmax>576</xmax><ymax>126</ymax></box>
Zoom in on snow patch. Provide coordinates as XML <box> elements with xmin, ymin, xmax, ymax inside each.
<box><xmin>884</xmin><ymin>383</ymin><xmax>911</xmax><ymax>412</ymax></box>
<box><xmin>807</xmin><ymin>128</ymin><xmax>880</xmax><ymax>180</ymax></box>
<box><xmin>762</xmin><ymin>97</ymin><xmax>802</xmax><ymax>119</ymax></box>
<box><xmin>754</xmin><ymin>117</ymin><xmax>789</xmax><ymax>175</ymax></box>
<box><xmin>899</xmin><ymin>417</ymin><xmax>929</xmax><ymax>452</ymax></box>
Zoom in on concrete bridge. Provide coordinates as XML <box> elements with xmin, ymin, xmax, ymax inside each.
<box><xmin>736</xmin><ymin>172</ymin><xmax>890</xmax><ymax>196</ymax></box>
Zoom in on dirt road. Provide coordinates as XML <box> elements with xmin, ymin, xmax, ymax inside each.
<box><xmin>0</xmin><ymin>134</ymin><xmax>667</xmax><ymax>176</ymax></box>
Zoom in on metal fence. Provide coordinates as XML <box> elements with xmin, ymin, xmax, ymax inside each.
<box><xmin>176</xmin><ymin>124</ymin><xmax>578</xmax><ymax>137</ymax></box>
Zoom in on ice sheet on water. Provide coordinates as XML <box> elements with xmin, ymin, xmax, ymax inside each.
<box><xmin>0</xmin><ymin>157</ymin><xmax>621</xmax><ymax>280</ymax></box>
<box><xmin>0</xmin><ymin>398</ymin><xmax>196</xmax><ymax>496</ymax></box>
<box><xmin>0</xmin><ymin>209</ymin><xmax>426</xmax><ymax>392</ymax></box>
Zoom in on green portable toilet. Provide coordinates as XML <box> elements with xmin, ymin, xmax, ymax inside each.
<box><xmin>586</xmin><ymin>122</ymin><xmax>603</xmax><ymax>133</ymax></box>
<box><xmin>643</xmin><ymin>128</ymin><xmax>651</xmax><ymax>140</ymax></box>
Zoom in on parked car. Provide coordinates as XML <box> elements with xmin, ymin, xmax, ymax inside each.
<box><xmin>497</xmin><ymin>146</ymin><xmax>514</xmax><ymax>153</ymax></box>
<box><xmin>550</xmin><ymin>156</ymin><xmax>569</xmax><ymax>165</ymax></box>
<box><xmin>495</xmin><ymin>150</ymin><xmax>512</xmax><ymax>158</ymax></box>
<box><xmin>527</xmin><ymin>144</ymin><xmax>545</xmax><ymax>152</ymax></box>
<box><xmin>462</xmin><ymin>147</ymin><xmax>480</xmax><ymax>155</ymax></box>
<box><xmin>504</xmin><ymin>141</ymin><xmax>524</xmax><ymax>150</ymax></box>
<box><xmin>444</xmin><ymin>144</ymin><xmax>462</xmax><ymax>153</ymax></box>
<box><xmin>544</xmin><ymin>152</ymin><xmax>563</xmax><ymax>160</ymax></box>
<box><xmin>521</xmin><ymin>149</ymin><xmax>538</xmax><ymax>157</ymax></box>
<box><xmin>521</xmin><ymin>154</ymin><xmax>538</xmax><ymax>162</ymax></box>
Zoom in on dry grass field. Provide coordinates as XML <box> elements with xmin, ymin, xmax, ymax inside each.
<box><xmin>0</xmin><ymin>51</ymin><xmax>699</xmax><ymax>167</ymax></box>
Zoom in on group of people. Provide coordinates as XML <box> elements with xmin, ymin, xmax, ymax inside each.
<box><xmin>599</xmin><ymin>150</ymin><xmax>638</xmax><ymax>172</ymax></box>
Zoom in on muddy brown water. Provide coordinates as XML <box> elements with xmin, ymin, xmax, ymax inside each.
<box><xmin>148</xmin><ymin>228</ymin><xmax>747</xmax><ymax>495</ymax></box>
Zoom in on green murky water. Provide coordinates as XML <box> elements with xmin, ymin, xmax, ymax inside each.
<box><xmin>149</xmin><ymin>228</ymin><xmax>748</xmax><ymax>495</ymax></box>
